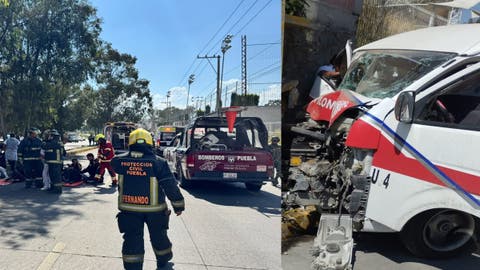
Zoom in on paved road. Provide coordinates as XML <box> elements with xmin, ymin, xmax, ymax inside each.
<box><xmin>282</xmin><ymin>232</ymin><xmax>480</xmax><ymax>270</ymax></box>
<box><xmin>0</xmin><ymin>149</ymin><xmax>281</xmax><ymax>270</ymax></box>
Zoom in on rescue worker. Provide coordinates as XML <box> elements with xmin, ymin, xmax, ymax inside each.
<box><xmin>42</xmin><ymin>129</ymin><xmax>65</xmax><ymax>194</ymax></box>
<box><xmin>18</xmin><ymin>128</ymin><xmax>43</xmax><ymax>188</ymax></box>
<box><xmin>95</xmin><ymin>134</ymin><xmax>117</xmax><ymax>186</ymax></box>
<box><xmin>111</xmin><ymin>128</ymin><xmax>185</xmax><ymax>270</ymax></box>
<box><xmin>269</xmin><ymin>136</ymin><xmax>281</xmax><ymax>187</ymax></box>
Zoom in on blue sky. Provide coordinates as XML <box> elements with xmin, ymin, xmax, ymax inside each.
<box><xmin>89</xmin><ymin>0</ymin><xmax>281</xmax><ymax>110</ymax></box>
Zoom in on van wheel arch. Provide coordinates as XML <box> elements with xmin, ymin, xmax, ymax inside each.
<box><xmin>400</xmin><ymin>208</ymin><xmax>477</xmax><ymax>258</ymax></box>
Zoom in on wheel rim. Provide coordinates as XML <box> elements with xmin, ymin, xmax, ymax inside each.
<box><xmin>422</xmin><ymin>210</ymin><xmax>475</xmax><ymax>252</ymax></box>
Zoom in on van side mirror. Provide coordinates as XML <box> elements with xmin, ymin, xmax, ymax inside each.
<box><xmin>395</xmin><ymin>91</ymin><xmax>415</xmax><ymax>123</ymax></box>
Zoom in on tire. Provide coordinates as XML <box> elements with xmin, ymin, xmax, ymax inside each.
<box><xmin>245</xmin><ymin>182</ymin><xmax>262</xmax><ymax>191</ymax></box>
<box><xmin>400</xmin><ymin>209</ymin><xmax>476</xmax><ymax>258</ymax></box>
<box><xmin>177</xmin><ymin>165</ymin><xmax>191</xmax><ymax>188</ymax></box>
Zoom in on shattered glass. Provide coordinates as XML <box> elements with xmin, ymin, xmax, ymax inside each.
<box><xmin>339</xmin><ymin>50</ymin><xmax>455</xmax><ymax>99</ymax></box>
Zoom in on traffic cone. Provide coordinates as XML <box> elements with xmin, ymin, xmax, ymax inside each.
<box><xmin>225</xmin><ymin>110</ymin><xmax>237</xmax><ymax>133</ymax></box>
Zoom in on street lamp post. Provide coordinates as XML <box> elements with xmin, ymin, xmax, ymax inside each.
<box><xmin>186</xmin><ymin>74</ymin><xmax>195</xmax><ymax>121</ymax></box>
<box><xmin>221</xmin><ymin>35</ymin><xmax>233</xmax><ymax>107</ymax></box>
<box><xmin>166</xmin><ymin>90</ymin><xmax>171</xmax><ymax>123</ymax></box>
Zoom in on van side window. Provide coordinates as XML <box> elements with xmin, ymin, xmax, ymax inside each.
<box><xmin>416</xmin><ymin>71</ymin><xmax>480</xmax><ymax>131</ymax></box>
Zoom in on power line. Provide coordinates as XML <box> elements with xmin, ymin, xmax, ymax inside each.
<box><xmin>248</xmin><ymin>60</ymin><xmax>281</xmax><ymax>78</ymax></box>
<box><xmin>198</xmin><ymin>0</ymin><xmax>246</xmax><ymax>55</ymax></box>
<box><xmin>223</xmin><ymin>40</ymin><xmax>279</xmax><ymax>77</ymax></box>
<box><xmin>233</xmin><ymin>0</ymin><xmax>274</xmax><ymax>36</ymax></box>
<box><xmin>248</xmin><ymin>64</ymin><xmax>281</xmax><ymax>81</ymax></box>
<box><xmin>176</xmin><ymin>0</ymin><xmax>247</xmax><ymax>86</ymax></box>
<box><xmin>197</xmin><ymin>0</ymin><xmax>278</xmax><ymax>100</ymax></box>
<box><xmin>247</xmin><ymin>42</ymin><xmax>280</xmax><ymax>46</ymax></box>
<box><xmin>204</xmin><ymin>0</ymin><xmax>259</xmax><ymax>55</ymax></box>
<box><xmin>248</xmin><ymin>82</ymin><xmax>281</xmax><ymax>85</ymax></box>
<box><xmin>197</xmin><ymin>40</ymin><xmax>279</xmax><ymax>96</ymax></box>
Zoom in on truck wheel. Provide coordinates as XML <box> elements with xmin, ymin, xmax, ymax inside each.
<box><xmin>400</xmin><ymin>209</ymin><xmax>475</xmax><ymax>258</ymax></box>
<box><xmin>245</xmin><ymin>182</ymin><xmax>262</xmax><ymax>191</ymax></box>
<box><xmin>177</xmin><ymin>166</ymin><xmax>191</xmax><ymax>188</ymax></box>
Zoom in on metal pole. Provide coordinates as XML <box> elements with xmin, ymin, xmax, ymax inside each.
<box><xmin>186</xmin><ymin>83</ymin><xmax>190</xmax><ymax>120</ymax></box>
<box><xmin>224</xmin><ymin>85</ymin><xmax>228</xmax><ymax>107</ymax></box>
<box><xmin>216</xmin><ymin>55</ymin><xmax>221</xmax><ymax>117</ymax></box>
<box><xmin>221</xmin><ymin>51</ymin><xmax>225</xmax><ymax>101</ymax></box>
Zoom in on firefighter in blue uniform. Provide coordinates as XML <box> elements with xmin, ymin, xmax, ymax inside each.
<box><xmin>112</xmin><ymin>128</ymin><xmax>185</xmax><ymax>270</ymax></box>
<box><xmin>42</xmin><ymin>129</ymin><xmax>65</xmax><ymax>194</ymax></box>
<box><xmin>18</xmin><ymin>128</ymin><xmax>43</xmax><ymax>188</ymax></box>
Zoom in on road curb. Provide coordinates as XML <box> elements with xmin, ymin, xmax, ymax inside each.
<box><xmin>66</xmin><ymin>146</ymin><xmax>97</xmax><ymax>155</ymax></box>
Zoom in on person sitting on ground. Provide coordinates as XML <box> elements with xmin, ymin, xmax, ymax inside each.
<box><xmin>0</xmin><ymin>165</ymin><xmax>8</xmax><ymax>179</ymax></box>
<box><xmin>0</xmin><ymin>142</ymin><xmax>6</xmax><ymax>170</ymax></box>
<box><xmin>81</xmin><ymin>153</ymin><xmax>101</xmax><ymax>183</ymax></box>
<box><xmin>63</xmin><ymin>159</ymin><xmax>83</xmax><ymax>183</ymax></box>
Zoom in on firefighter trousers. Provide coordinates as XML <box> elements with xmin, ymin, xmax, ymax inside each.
<box><xmin>117</xmin><ymin>210</ymin><xmax>172</xmax><ymax>270</ymax></box>
<box><xmin>96</xmin><ymin>161</ymin><xmax>116</xmax><ymax>181</ymax></box>
<box><xmin>47</xmin><ymin>163</ymin><xmax>63</xmax><ymax>194</ymax></box>
<box><xmin>24</xmin><ymin>160</ymin><xmax>43</xmax><ymax>188</ymax></box>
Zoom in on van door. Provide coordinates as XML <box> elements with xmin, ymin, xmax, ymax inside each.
<box><xmin>365</xmin><ymin>63</ymin><xmax>480</xmax><ymax>232</ymax></box>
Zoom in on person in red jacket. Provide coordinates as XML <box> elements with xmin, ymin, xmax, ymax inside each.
<box><xmin>95</xmin><ymin>134</ymin><xmax>117</xmax><ymax>186</ymax></box>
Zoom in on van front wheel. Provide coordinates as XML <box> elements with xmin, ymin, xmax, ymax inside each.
<box><xmin>400</xmin><ymin>209</ymin><xmax>476</xmax><ymax>258</ymax></box>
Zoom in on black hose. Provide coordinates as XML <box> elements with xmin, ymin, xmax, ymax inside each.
<box><xmin>290</xmin><ymin>126</ymin><xmax>327</xmax><ymax>141</ymax></box>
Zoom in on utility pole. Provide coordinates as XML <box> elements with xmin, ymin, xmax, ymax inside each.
<box><xmin>197</xmin><ymin>54</ymin><xmax>221</xmax><ymax>116</ymax></box>
<box><xmin>241</xmin><ymin>35</ymin><xmax>247</xmax><ymax>95</ymax></box>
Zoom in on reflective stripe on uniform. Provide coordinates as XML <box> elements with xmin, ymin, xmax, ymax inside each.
<box><xmin>118</xmin><ymin>174</ymin><xmax>165</xmax><ymax>212</ymax></box>
<box><xmin>150</xmin><ymin>177</ymin><xmax>158</xmax><ymax>206</ymax></box>
<box><xmin>171</xmin><ymin>200</ymin><xmax>185</xmax><ymax>208</ymax></box>
<box><xmin>131</xmin><ymin>151</ymin><xmax>144</xmax><ymax>158</ymax></box>
<box><xmin>119</xmin><ymin>203</ymin><xmax>167</xmax><ymax>212</ymax></box>
<box><xmin>99</xmin><ymin>159</ymin><xmax>111</xmax><ymax>163</ymax></box>
<box><xmin>47</xmin><ymin>161</ymin><xmax>63</xmax><ymax>164</ymax></box>
<box><xmin>153</xmin><ymin>246</ymin><xmax>172</xmax><ymax>256</ymax></box>
<box><xmin>45</xmin><ymin>149</ymin><xmax>54</xmax><ymax>152</ymax></box>
<box><xmin>24</xmin><ymin>157</ymin><xmax>40</xmax><ymax>160</ymax></box>
<box><xmin>56</xmin><ymin>149</ymin><xmax>60</xmax><ymax>161</ymax></box>
<box><xmin>30</xmin><ymin>147</ymin><xmax>41</xmax><ymax>151</ymax></box>
<box><xmin>118</xmin><ymin>174</ymin><xmax>124</xmax><ymax>205</ymax></box>
<box><xmin>122</xmin><ymin>254</ymin><xmax>144</xmax><ymax>263</ymax></box>
<box><xmin>53</xmin><ymin>183</ymin><xmax>63</xmax><ymax>187</ymax></box>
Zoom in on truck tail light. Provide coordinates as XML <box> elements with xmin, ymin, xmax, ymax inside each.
<box><xmin>187</xmin><ymin>154</ymin><xmax>195</xmax><ymax>168</ymax></box>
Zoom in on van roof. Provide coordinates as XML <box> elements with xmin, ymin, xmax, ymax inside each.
<box><xmin>357</xmin><ymin>24</ymin><xmax>480</xmax><ymax>55</ymax></box>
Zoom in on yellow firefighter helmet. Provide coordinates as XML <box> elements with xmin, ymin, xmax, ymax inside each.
<box><xmin>94</xmin><ymin>134</ymin><xmax>105</xmax><ymax>142</ymax></box>
<box><xmin>128</xmin><ymin>128</ymin><xmax>153</xmax><ymax>146</ymax></box>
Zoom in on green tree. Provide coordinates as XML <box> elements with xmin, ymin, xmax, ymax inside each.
<box><xmin>87</xmin><ymin>43</ymin><xmax>153</xmax><ymax>129</ymax></box>
<box><xmin>0</xmin><ymin>0</ymin><xmax>101</xmax><ymax>133</ymax></box>
<box><xmin>230</xmin><ymin>93</ymin><xmax>260</xmax><ymax>106</ymax></box>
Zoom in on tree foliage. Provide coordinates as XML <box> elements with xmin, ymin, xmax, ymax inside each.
<box><xmin>0</xmin><ymin>0</ymin><xmax>152</xmax><ymax>136</ymax></box>
<box><xmin>230</xmin><ymin>93</ymin><xmax>260</xmax><ymax>106</ymax></box>
<box><xmin>356</xmin><ymin>0</ymin><xmax>438</xmax><ymax>47</ymax></box>
<box><xmin>285</xmin><ymin>0</ymin><xmax>309</xmax><ymax>17</ymax></box>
